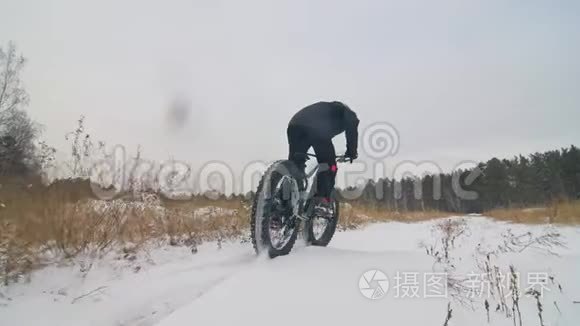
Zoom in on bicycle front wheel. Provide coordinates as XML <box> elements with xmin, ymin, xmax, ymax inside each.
<box><xmin>304</xmin><ymin>192</ymin><xmax>340</xmax><ymax>247</ymax></box>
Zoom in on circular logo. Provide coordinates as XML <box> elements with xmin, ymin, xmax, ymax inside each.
<box><xmin>361</xmin><ymin>122</ymin><xmax>400</xmax><ymax>159</ymax></box>
<box><xmin>359</xmin><ymin>269</ymin><xmax>389</xmax><ymax>300</ymax></box>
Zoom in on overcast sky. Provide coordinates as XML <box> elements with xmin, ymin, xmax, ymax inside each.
<box><xmin>2</xmin><ymin>0</ymin><xmax>579</xmax><ymax>186</ymax></box>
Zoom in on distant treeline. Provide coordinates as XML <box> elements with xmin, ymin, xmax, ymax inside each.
<box><xmin>340</xmin><ymin>145</ymin><xmax>580</xmax><ymax>213</ymax></box>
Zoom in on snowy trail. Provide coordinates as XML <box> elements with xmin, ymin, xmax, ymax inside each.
<box><xmin>2</xmin><ymin>217</ymin><xmax>580</xmax><ymax>326</ymax></box>
<box><xmin>158</xmin><ymin>246</ymin><xmax>443</xmax><ymax>326</ymax></box>
<box><xmin>0</xmin><ymin>245</ymin><xmax>257</xmax><ymax>326</ymax></box>
<box><xmin>156</xmin><ymin>217</ymin><xmax>580</xmax><ymax>326</ymax></box>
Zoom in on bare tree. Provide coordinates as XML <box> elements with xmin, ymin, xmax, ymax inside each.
<box><xmin>0</xmin><ymin>42</ymin><xmax>44</xmax><ymax>177</ymax></box>
<box><xmin>0</xmin><ymin>110</ymin><xmax>39</xmax><ymax>175</ymax></box>
<box><xmin>0</xmin><ymin>41</ymin><xmax>29</xmax><ymax>119</ymax></box>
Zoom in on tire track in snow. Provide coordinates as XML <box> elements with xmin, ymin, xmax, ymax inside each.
<box><xmin>113</xmin><ymin>255</ymin><xmax>257</xmax><ymax>326</ymax></box>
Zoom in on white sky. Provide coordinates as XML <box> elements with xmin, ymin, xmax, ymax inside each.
<box><xmin>2</xmin><ymin>0</ymin><xmax>580</xmax><ymax>188</ymax></box>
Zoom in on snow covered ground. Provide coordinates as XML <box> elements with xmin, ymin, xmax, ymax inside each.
<box><xmin>1</xmin><ymin>216</ymin><xmax>579</xmax><ymax>326</ymax></box>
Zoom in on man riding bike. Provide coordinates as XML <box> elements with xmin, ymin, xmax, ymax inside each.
<box><xmin>287</xmin><ymin>101</ymin><xmax>360</xmax><ymax>210</ymax></box>
<box><xmin>250</xmin><ymin>101</ymin><xmax>360</xmax><ymax>257</ymax></box>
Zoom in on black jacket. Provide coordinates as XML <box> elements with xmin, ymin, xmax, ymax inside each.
<box><xmin>288</xmin><ymin>101</ymin><xmax>359</xmax><ymax>155</ymax></box>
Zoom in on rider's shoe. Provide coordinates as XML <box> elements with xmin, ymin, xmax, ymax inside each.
<box><xmin>313</xmin><ymin>197</ymin><xmax>334</xmax><ymax>219</ymax></box>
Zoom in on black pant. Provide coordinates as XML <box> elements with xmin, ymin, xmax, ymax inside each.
<box><xmin>287</xmin><ymin>124</ymin><xmax>337</xmax><ymax>198</ymax></box>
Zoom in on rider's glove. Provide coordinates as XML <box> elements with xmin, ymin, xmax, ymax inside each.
<box><xmin>345</xmin><ymin>149</ymin><xmax>358</xmax><ymax>163</ymax></box>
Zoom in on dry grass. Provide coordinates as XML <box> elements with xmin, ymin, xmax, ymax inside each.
<box><xmin>0</xmin><ymin>179</ymin><xmax>250</xmax><ymax>285</ymax></box>
<box><xmin>338</xmin><ymin>202</ymin><xmax>453</xmax><ymax>229</ymax></box>
<box><xmin>485</xmin><ymin>200</ymin><xmax>580</xmax><ymax>225</ymax></box>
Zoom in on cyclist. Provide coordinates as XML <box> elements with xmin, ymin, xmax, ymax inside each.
<box><xmin>287</xmin><ymin>101</ymin><xmax>360</xmax><ymax>209</ymax></box>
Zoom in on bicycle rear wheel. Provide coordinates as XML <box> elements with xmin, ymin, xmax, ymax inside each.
<box><xmin>250</xmin><ymin>160</ymin><xmax>302</xmax><ymax>258</ymax></box>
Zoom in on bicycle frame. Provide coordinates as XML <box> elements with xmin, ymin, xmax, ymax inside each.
<box><xmin>294</xmin><ymin>153</ymin><xmax>347</xmax><ymax>220</ymax></box>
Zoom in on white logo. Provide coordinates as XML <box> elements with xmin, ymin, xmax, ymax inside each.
<box><xmin>362</xmin><ymin>122</ymin><xmax>400</xmax><ymax>159</ymax></box>
<box><xmin>359</xmin><ymin>269</ymin><xmax>389</xmax><ymax>300</ymax></box>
